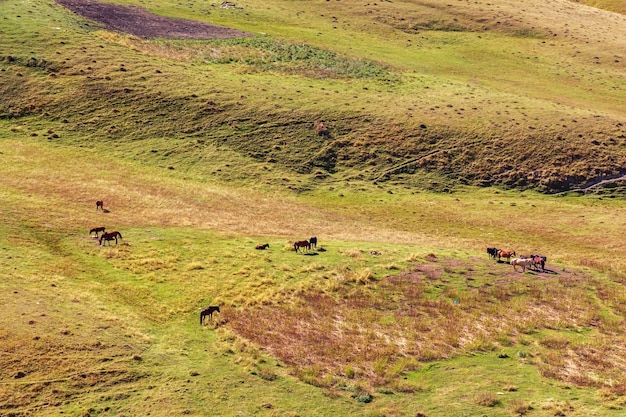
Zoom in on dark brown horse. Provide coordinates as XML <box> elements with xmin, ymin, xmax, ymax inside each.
<box><xmin>255</xmin><ymin>243</ymin><xmax>270</xmax><ymax>250</ymax></box>
<box><xmin>487</xmin><ymin>247</ymin><xmax>499</xmax><ymax>260</ymax></box>
<box><xmin>90</xmin><ymin>226</ymin><xmax>106</xmax><ymax>237</ymax></box>
<box><xmin>96</xmin><ymin>200</ymin><xmax>104</xmax><ymax>211</ymax></box>
<box><xmin>294</xmin><ymin>240</ymin><xmax>310</xmax><ymax>252</ymax></box>
<box><xmin>99</xmin><ymin>231</ymin><xmax>122</xmax><ymax>246</ymax></box>
<box><xmin>309</xmin><ymin>236</ymin><xmax>318</xmax><ymax>249</ymax></box>
<box><xmin>200</xmin><ymin>306</ymin><xmax>220</xmax><ymax>324</ymax></box>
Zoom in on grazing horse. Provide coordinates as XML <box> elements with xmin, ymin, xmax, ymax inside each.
<box><xmin>99</xmin><ymin>231</ymin><xmax>122</xmax><ymax>246</ymax></box>
<box><xmin>96</xmin><ymin>200</ymin><xmax>104</xmax><ymax>211</ymax></box>
<box><xmin>487</xmin><ymin>247</ymin><xmax>499</xmax><ymax>260</ymax></box>
<box><xmin>511</xmin><ymin>257</ymin><xmax>534</xmax><ymax>272</ymax></box>
<box><xmin>294</xmin><ymin>240</ymin><xmax>310</xmax><ymax>253</ymax></box>
<box><xmin>309</xmin><ymin>236</ymin><xmax>318</xmax><ymax>249</ymax></box>
<box><xmin>90</xmin><ymin>226</ymin><xmax>106</xmax><ymax>237</ymax></box>
<box><xmin>530</xmin><ymin>254</ymin><xmax>547</xmax><ymax>271</ymax></box>
<box><xmin>498</xmin><ymin>250</ymin><xmax>516</xmax><ymax>263</ymax></box>
<box><xmin>255</xmin><ymin>243</ymin><xmax>270</xmax><ymax>250</ymax></box>
<box><xmin>200</xmin><ymin>306</ymin><xmax>220</xmax><ymax>324</ymax></box>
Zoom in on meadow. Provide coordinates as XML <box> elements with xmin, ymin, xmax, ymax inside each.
<box><xmin>1</xmin><ymin>0</ymin><xmax>626</xmax><ymax>416</ymax></box>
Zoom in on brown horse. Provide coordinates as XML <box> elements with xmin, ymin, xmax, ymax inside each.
<box><xmin>498</xmin><ymin>250</ymin><xmax>516</xmax><ymax>263</ymax></box>
<box><xmin>294</xmin><ymin>240</ymin><xmax>310</xmax><ymax>252</ymax></box>
<box><xmin>99</xmin><ymin>231</ymin><xmax>122</xmax><ymax>246</ymax></box>
<box><xmin>255</xmin><ymin>243</ymin><xmax>270</xmax><ymax>250</ymax></box>
<box><xmin>309</xmin><ymin>236</ymin><xmax>318</xmax><ymax>249</ymax></box>
<box><xmin>90</xmin><ymin>226</ymin><xmax>106</xmax><ymax>237</ymax></box>
<box><xmin>200</xmin><ymin>306</ymin><xmax>220</xmax><ymax>324</ymax></box>
<box><xmin>96</xmin><ymin>200</ymin><xmax>104</xmax><ymax>211</ymax></box>
<box><xmin>530</xmin><ymin>254</ymin><xmax>547</xmax><ymax>271</ymax></box>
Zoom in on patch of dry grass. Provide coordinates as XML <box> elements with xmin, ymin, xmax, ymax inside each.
<box><xmin>227</xmin><ymin>255</ymin><xmax>626</xmax><ymax>392</ymax></box>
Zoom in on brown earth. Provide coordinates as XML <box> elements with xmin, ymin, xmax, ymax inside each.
<box><xmin>54</xmin><ymin>0</ymin><xmax>252</xmax><ymax>39</ymax></box>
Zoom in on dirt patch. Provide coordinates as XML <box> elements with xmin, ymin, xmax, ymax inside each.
<box><xmin>55</xmin><ymin>0</ymin><xmax>252</xmax><ymax>39</ymax></box>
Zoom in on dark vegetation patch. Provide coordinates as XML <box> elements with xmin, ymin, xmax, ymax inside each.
<box><xmin>194</xmin><ymin>37</ymin><xmax>396</xmax><ymax>80</ymax></box>
<box><xmin>55</xmin><ymin>0</ymin><xmax>252</xmax><ymax>39</ymax></box>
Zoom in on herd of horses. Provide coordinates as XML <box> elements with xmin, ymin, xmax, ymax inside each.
<box><xmin>487</xmin><ymin>247</ymin><xmax>547</xmax><ymax>272</ymax></box>
<box><xmin>89</xmin><ymin>200</ymin><xmax>123</xmax><ymax>246</ymax></box>
<box><xmin>89</xmin><ymin>197</ymin><xmax>547</xmax><ymax>327</ymax></box>
<box><xmin>90</xmin><ymin>199</ymin><xmax>225</xmax><ymax>325</ymax></box>
<box><xmin>254</xmin><ymin>237</ymin><xmax>318</xmax><ymax>253</ymax></box>
<box><xmin>293</xmin><ymin>236</ymin><xmax>317</xmax><ymax>252</ymax></box>
<box><xmin>90</xmin><ymin>226</ymin><xmax>123</xmax><ymax>246</ymax></box>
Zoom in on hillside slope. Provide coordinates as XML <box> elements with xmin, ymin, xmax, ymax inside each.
<box><xmin>1</xmin><ymin>0</ymin><xmax>625</xmax><ymax>193</ymax></box>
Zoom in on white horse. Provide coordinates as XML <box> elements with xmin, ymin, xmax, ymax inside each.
<box><xmin>511</xmin><ymin>257</ymin><xmax>534</xmax><ymax>272</ymax></box>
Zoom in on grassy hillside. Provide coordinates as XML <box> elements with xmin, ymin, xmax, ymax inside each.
<box><xmin>577</xmin><ymin>0</ymin><xmax>626</xmax><ymax>14</ymax></box>
<box><xmin>1</xmin><ymin>0</ymin><xmax>625</xmax><ymax>193</ymax></box>
<box><xmin>1</xmin><ymin>135</ymin><xmax>625</xmax><ymax>417</ymax></box>
<box><xmin>1</xmin><ymin>0</ymin><xmax>626</xmax><ymax>416</ymax></box>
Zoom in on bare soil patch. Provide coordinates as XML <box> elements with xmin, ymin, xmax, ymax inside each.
<box><xmin>55</xmin><ymin>0</ymin><xmax>252</xmax><ymax>39</ymax></box>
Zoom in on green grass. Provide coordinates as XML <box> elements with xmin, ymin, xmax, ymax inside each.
<box><xmin>1</xmin><ymin>135</ymin><xmax>625</xmax><ymax>416</ymax></box>
<box><xmin>1</xmin><ymin>0</ymin><xmax>626</xmax><ymax>415</ymax></box>
<box><xmin>2</xmin><ymin>0</ymin><xmax>625</xmax><ymax>193</ymax></box>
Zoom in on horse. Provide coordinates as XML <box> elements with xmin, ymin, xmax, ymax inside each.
<box><xmin>309</xmin><ymin>236</ymin><xmax>318</xmax><ymax>249</ymax></box>
<box><xmin>255</xmin><ymin>243</ymin><xmax>270</xmax><ymax>250</ymax></box>
<box><xmin>96</xmin><ymin>200</ymin><xmax>104</xmax><ymax>211</ymax></box>
<box><xmin>99</xmin><ymin>231</ymin><xmax>122</xmax><ymax>246</ymax></box>
<box><xmin>200</xmin><ymin>306</ymin><xmax>220</xmax><ymax>324</ymax></box>
<box><xmin>294</xmin><ymin>240</ymin><xmax>310</xmax><ymax>252</ymax></box>
<box><xmin>530</xmin><ymin>254</ymin><xmax>547</xmax><ymax>271</ymax></box>
<box><xmin>89</xmin><ymin>226</ymin><xmax>106</xmax><ymax>237</ymax></box>
<box><xmin>498</xmin><ymin>250</ymin><xmax>516</xmax><ymax>263</ymax></box>
<box><xmin>487</xmin><ymin>247</ymin><xmax>499</xmax><ymax>260</ymax></box>
<box><xmin>511</xmin><ymin>257</ymin><xmax>534</xmax><ymax>272</ymax></box>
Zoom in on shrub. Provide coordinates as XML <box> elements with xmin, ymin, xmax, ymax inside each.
<box><xmin>345</xmin><ymin>365</ymin><xmax>356</xmax><ymax>379</ymax></box>
<box><xmin>539</xmin><ymin>335</ymin><xmax>570</xmax><ymax>349</ymax></box>
<box><xmin>352</xmin><ymin>390</ymin><xmax>373</xmax><ymax>403</ymax></box>
<box><xmin>391</xmin><ymin>379</ymin><xmax>421</xmax><ymax>394</ymax></box>
<box><xmin>475</xmin><ymin>391</ymin><xmax>500</xmax><ymax>407</ymax></box>
<box><xmin>256</xmin><ymin>367</ymin><xmax>277</xmax><ymax>381</ymax></box>
<box><xmin>508</xmin><ymin>399</ymin><xmax>532</xmax><ymax>415</ymax></box>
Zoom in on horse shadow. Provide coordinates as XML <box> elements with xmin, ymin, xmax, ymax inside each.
<box><xmin>102</xmin><ymin>208</ymin><xmax>111</xmax><ymax>213</ymax></box>
<box><xmin>304</xmin><ymin>252</ymin><xmax>319</xmax><ymax>256</ymax></box>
